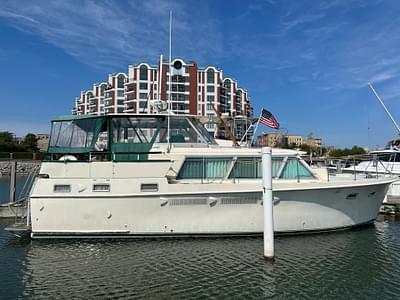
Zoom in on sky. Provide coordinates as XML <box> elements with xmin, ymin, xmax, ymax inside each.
<box><xmin>1</xmin><ymin>0</ymin><xmax>400</xmax><ymax>148</ymax></box>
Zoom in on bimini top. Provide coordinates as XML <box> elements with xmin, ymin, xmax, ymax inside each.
<box><xmin>47</xmin><ymin>114</ymin><xmax>217</xmax><ymax>161</ymax></box>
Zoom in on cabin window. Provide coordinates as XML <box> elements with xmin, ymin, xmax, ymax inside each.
<box><xmin>279</xmin><ymin>159</ymin><xmax>315</xmax><ymax>179</ymax></box>
<box><xmin>141</xmin><ymin>183</ymin><xmax>158</xmax><ymax>192</ymax></box>
<box><xmin>177</xmin><ymin>158</ymin><xmax>230</xmax><ymax>179</ymax></box>
<box><xmin>93</xmin><ymin>184</ymin><xmax>110</xmax><ymax>192</ymax></box>
<box><xmin>227</xmin><ymin>157</ymin><xmax>316</xmax><ymax>180</ymax></box>
<box><xmin>54</xmin><ymin>185</ymin><xmax>71</xmax><ymax>193</ymax></box>
<box><xmin>228</xmin><ymin>158</ymin><xmax>281</xmax><ymax>179</ymax></box>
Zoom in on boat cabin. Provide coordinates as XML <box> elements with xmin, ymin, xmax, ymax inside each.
<box><xmin>45</xmin><ymin>114</ymin><xmax>316</xmax><ymax>181</ymax></box>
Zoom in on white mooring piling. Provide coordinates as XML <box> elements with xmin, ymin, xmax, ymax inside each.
<box><xmin>262</xmin><ymin>147</ymin><xmax>274</xmax><ymax>259</ymax></box>
<box><xmin>9</xmin><ymin>160</ymin><xmax>17</xmax><ymax>203</ymax></box>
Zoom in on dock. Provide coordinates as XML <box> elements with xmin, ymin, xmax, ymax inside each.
<box><xmin>380</xmin><ymin>197</ymin><xmax>400</xmax><ymax>215</ymax></box>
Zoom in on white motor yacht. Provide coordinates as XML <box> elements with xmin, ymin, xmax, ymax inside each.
<box><xmin>22</xmin><ymin>114</ymin><xmax>396</xmax><ymax>238</ymax></box>
<box><xmin>342</xmin><ymin>140</ymin><xmax>400</xmax><ymax>202</ymax></box>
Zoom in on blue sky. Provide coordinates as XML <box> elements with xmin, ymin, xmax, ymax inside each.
<box><xmin>1</xmin><ymin>0</ymin><xmax>400</xmax><ymax>148</ymax></box>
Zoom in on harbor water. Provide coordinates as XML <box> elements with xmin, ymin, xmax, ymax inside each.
<box><xmin>0</xmin><ymin>176</ymin><xmax>31</xmax><ymax>204</ymax></box>
<box><xmin>1</xmin><ymin>178</ymin><xmax>400</xmax><ymax>298</ymax></box>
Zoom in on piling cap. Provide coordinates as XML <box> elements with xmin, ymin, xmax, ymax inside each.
<box><xmin>262</xmin><ymin>147</ymin><xmax>272</xmax><ymax>154</ymax></box>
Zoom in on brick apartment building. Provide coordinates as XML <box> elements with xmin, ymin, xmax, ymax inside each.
<box><xmin>72</xmin><ymin>56</ymin><xmax>253</xmax><ymax>140</ymax></box>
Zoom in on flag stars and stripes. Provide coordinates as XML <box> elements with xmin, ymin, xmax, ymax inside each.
<box><xmin>259</xmin><ymin>109</ymin><xmax>280</xmax><ymax>129</ymax></box>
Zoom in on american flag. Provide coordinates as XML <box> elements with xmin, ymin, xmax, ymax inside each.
<box><xmin>259</xmin><ymin>109</ymin><xmax>280</xmax><ymax>129</ymax></box>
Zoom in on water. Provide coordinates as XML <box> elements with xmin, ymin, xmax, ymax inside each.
<box><xmin>1</xmin><ymin>180</ymin><xmax>400</xmax><ymax>298</ymax></box>
<box><xmin>0</xmin><ymin>176</ymin><xmax>32</xmax><ymax>204</ymax></box>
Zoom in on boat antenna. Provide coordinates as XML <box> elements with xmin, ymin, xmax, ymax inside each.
<box><xmin>167</xmin><ymin>11</ymin><xmax>172</xmax><ymax>150</ymax></box>
<box><xmin>368</xmin><ymin>82</ymin><xmax>400</xmax><ymax>135</ymax></box>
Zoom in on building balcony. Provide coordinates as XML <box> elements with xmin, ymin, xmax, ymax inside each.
<box><xmin>126</xmin><ymin>94</ymin><xmax>137</xmax><ymax>101</ymax></box>
<box><xmin>125</xmin><ymin>82</ymin><xmax>135</xmax><ymax>92</ymax></box>
<box><xmin>105</xmin><ymin>107</ymin><xmax>114</xmax><ymax>114</ymax></box>
<box><xmin>125</xmin><ymin>89</ymin><xmax>135</xmax><ymax>94</ymax></box>
<box><xmin>104</xmin><ymin>101</ymin><xmax>113</xmax><ymax>107</ymax></box>
<box><xmin>125</xmin><ymin>104</ymin><xmax>136</xmax><ymax>112</ymax></box>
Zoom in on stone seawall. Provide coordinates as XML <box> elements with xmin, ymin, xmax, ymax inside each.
<box><xmin>0</xmin><ymin>161</ymin><xmax>41</xmax><ymax>176</ymax></box>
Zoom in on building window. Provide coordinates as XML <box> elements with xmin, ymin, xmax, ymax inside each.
<box><xmin>207</xmin><ymin>85</ymin><xmax>215</xmax><ymax>93</ymax></box>
<box><xmin>100</xmin><ymin>85</ymin><xmax>106</xmax><ymax>96</ymax></box>
<box><xmin>117</xmin><ymin>90</ymin><xmax>124</xmax><ymax>97</ymax></box>
<box><xmin>172</xmin><ymin>75</ymin><xmax>184</xmax><ymax>83</ymax></box>
<box><xmin>139</xmin><ymin>93</ymin><xmax>148</xmax><ymax>99</ymax></box>
<box><xmin>140</xmin><ymin>65</ymin><xmax>148</xmax><ymax>80</ymax></box>
<box><xmin>139</xmin><ymin>82</ymin><xmax>148</xmax><ymax>90</ymax></box>
<box><xmin>117</xmin><ymin>75</ymin><xmax>125</xmax><ymax>88</ymax></box>
<box><xmin>224</xmin><ymin>79</ymin><xmax>231</xmax><ymax>89</ymax></box>
<box><xmin>207</xmin><ymin>95</ymin><xmax>214</xmax><ymax>102</ymax></box>
<box><xmin>207</xmin><ymin>69</ymin><xmax>215</xmax><ymax>83</ymax></box>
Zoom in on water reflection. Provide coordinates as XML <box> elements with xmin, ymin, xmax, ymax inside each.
<box><xmin>15</xmin><ymin>220</ymin><xmax>400</xmax><ymax>299</ymax></box>
<box><xmin>0</xmin><ymin>217</ymin><xmax>399</xmax><ymax>299</ymax></box>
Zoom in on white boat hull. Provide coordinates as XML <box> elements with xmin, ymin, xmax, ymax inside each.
<box><xmin>29</xmin><ymin>179</ymin><xmax>391</xmax><ymax>238</ymax></box>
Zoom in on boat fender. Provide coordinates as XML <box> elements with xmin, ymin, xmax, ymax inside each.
<box><xmin>59</xmin><ymin>155</ymin><xmax>78</xmax><ymax>161</ymax></box>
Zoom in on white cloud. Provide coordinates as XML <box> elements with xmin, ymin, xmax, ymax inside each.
<box><xmin>0</xmin><ymin>0</ymin><xmax>221</xmax><ymax>70</ymax></box>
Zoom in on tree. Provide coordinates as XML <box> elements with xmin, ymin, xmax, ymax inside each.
<box><xmin>329</xmin><ymin>145</ymin><xmax>367</xmax><ymax>157</ymax></box>
<box><xmin>23</xmin><ymin>133</ymin><xmax>38</xmax><ymax>152</ymax></box>
<box><xmin>0</xmin><ymin>131</ymin><xmax>13</xmax><ymax>143</ymax></box>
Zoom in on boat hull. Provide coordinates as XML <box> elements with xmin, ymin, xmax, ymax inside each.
<box><xmin>29</xmin><ymin>180</ymin><xmax>392</xmax><ymax>238</ymax></box>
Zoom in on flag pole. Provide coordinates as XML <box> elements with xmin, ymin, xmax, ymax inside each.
<box><xmin>167</xmin><ymin>11</ymin><xmax>172</xmax><ymax>150</ymax></box>
<box><xmin>250</xmin><ymin>110</ymin><xmax>262</xmax><ymax>146</ymax></box>
<box><xmin>239</xmin><ymin>122</ymin><xmax>253</xmax><ymax>145</ymax></box>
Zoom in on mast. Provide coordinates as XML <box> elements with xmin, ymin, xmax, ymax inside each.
<box><xmin>167</xmin><ymin>11</ymin><xmax>172</xmax><ymax>149</ymax></box>
<box><xmin>158</xmin><ymin>54</ymin><xmax>163</xmax><ymax>103</ymax></box>
<box><xmin>368</xmin><ymin>82</ymin><xmax>400</xmax><ymax>135</ymax></box>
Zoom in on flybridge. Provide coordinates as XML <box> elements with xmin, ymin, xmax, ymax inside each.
<box><xmin>46</xmin><ymin>114</ymin><xmax>217</xmax><ymax>162</ymax></box>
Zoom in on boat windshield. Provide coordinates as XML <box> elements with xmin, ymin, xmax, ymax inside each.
<box><xmin>48</xmin><ymin>116</ymin><xmax>105</xmax><ymax>154</ymax></box>
<box><xmin>47</xmin><ymin>115</ymin><xmax>217</xmax><ymax>158</ymax></box>
<box><xmin>111</xmin><ymin>116</ymin><xmax>216</xmax><ymax>145</ymax></box>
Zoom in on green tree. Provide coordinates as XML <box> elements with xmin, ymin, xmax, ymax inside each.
<box><xmin>0</xmin><ymin>131</ymin><xmax>13</xmax><ymax>143</ymax></box>
<box><xmin>23</xmin><ymin>133</ymin><xmax>38</xmax><ymax>152</ymax></box>
<box><xmin>329</xmin><ymin>145</ymin><xmax>366</xmax><ymax>157</ymax></box>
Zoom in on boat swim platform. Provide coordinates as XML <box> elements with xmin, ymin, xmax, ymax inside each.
<box><xmin>0</xmin><ymin>203</ymin><xmax>26</xmax><ymax>218</ymax></box>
